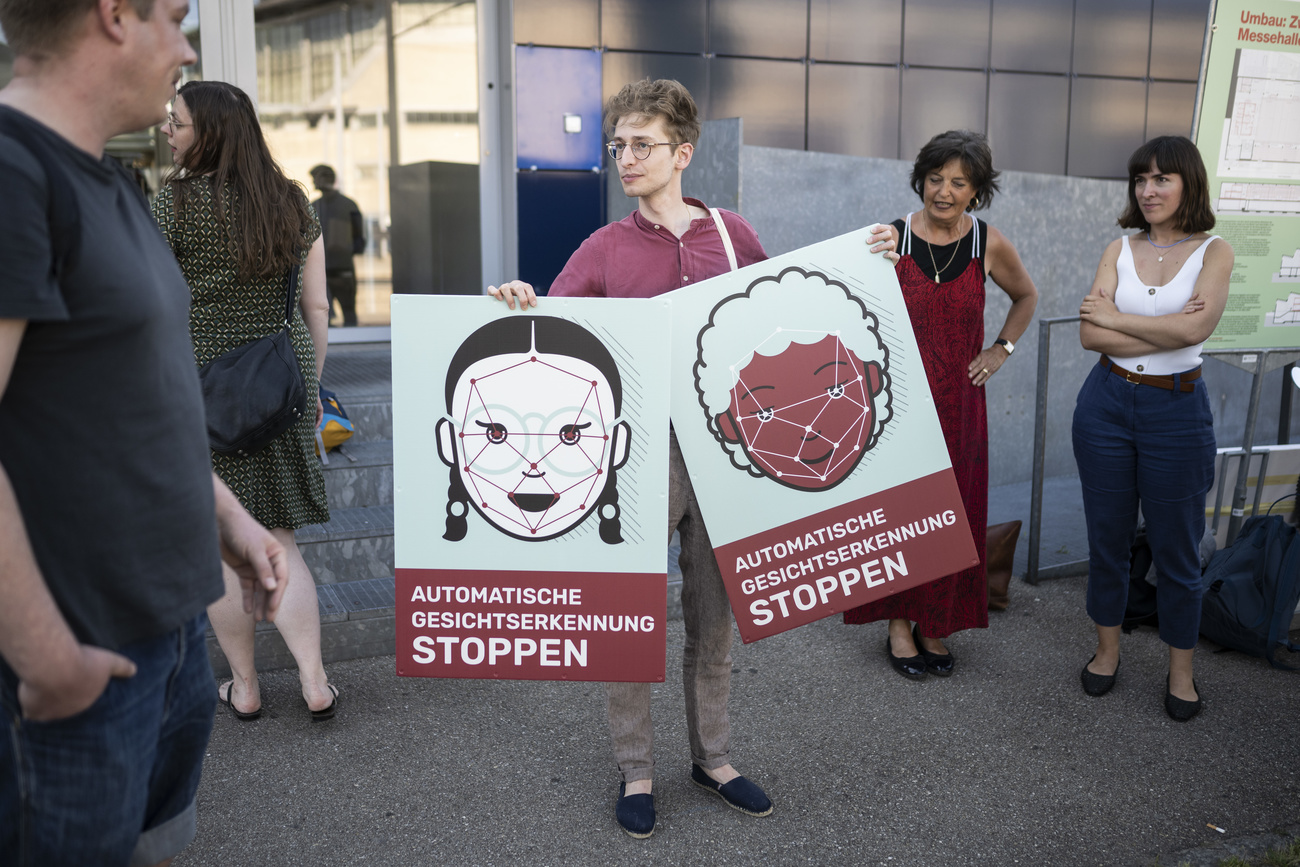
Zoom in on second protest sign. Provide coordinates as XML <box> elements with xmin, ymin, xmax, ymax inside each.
<box><xmin>669</xmin><ymin>228</ymin><xmax>979</xmax><ymax>642</ymax></box>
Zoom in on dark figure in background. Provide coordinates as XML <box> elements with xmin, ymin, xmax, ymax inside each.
<box><xmin>310</xmin><ymin>163</ymin><xmax>366</xmax><ymax>326</ymax></box>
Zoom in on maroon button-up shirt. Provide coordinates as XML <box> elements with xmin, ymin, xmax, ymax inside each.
<box><xmin>548</xmin><ymin>198</ymin><xmax>768</xmax><ymax>298</ymax></box>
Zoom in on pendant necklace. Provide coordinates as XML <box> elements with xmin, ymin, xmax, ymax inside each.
<box><xmin>1147</xmin><ymin>232</ymin><xmax>1193</xmax><ymax>262</ymax></box>
<box><xmin>924</xmin><ymin>213</ymin><xmax>964</xmax><ymax>283</ymax></box>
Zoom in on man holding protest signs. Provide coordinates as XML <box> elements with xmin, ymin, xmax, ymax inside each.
<box><xmin>491</xmin><ymin>78</ymin><xmax>896</xmax><ymax>838</ymax></box>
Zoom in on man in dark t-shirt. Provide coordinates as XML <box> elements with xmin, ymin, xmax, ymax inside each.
<box><xmin>0</xmin><ymin>2</ymin><xmax>289</xmax><ymax>865</ymax></box>
<box><xmin>310</xmin><ymin>163</ymin><xmax>366</xmax><ymax>326</ymax></box>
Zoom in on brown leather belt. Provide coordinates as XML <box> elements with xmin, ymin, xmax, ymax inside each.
<box><xmin>1099</xmin><ymin>355</ymin><xmax>1200</xmax><ymax>393</ymax></box>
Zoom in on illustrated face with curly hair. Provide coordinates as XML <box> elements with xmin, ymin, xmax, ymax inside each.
<box><xmin>694</xmin><ymin>268</ymin><xmax>893</xmax><ymax>492</ymax></box>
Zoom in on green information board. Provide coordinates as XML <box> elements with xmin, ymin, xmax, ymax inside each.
<box><xmin>1194</xmin><ymin>0</ymin><xmax>1300</xmax><ymax>349</ymax></box>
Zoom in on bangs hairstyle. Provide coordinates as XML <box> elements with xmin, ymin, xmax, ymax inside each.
<box><xmin>1117</xmin><ymin>135</ymin><xmax>1215</xmax><ymax>233</ymax></box>
<box><xmin>164</xmin><ymin>80</ymin><xmax>312</xmax><ymax>280</ymax></box>
<box><xmin>0</xmin><ymin>0</ymin><xmax>155</xmax><ymax>56</ymax></box>
<box><xmin>909</xmin><ymin>129</ymin><xmax>1001</xmax><ymax>211</ymax></box>
<box><xmin>602</xmin><ymin>78</ymin><xmax>701</xmax><ymax>148</ymax></box>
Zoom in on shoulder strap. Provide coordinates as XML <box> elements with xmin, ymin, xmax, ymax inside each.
<box><xmin>972</xmin><ymin>217</ymin><xmax>982</xmax><ymax>260</ymax></box>
<box><xmin>282</xmin><ymin>264</ymin><xmax>301</xmax><ymax>329</ymax></box>
<box><xmin>902</xmin><ymin>213</ymin><xmax>913</xmax><ymax>256</ymax></box>
<box><xmin>708</xmin><ymin>207</ymin><xmax>739</xmax><ymax>272</ymax></box>
<box><xmin>0</xmin><ymin>112</ymin><xmax>81</xmax><ymax>281</ymax></box>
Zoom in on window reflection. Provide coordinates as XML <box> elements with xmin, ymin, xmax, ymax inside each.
<box><xmin>0</xmin><ymin>24</ymin><xmax>13</xmax><ymax>89</ymax></box>
<box><xmin>253</xmin><ymin>0</ymin><xmax>480</xmax><ymax>324</ymax></box>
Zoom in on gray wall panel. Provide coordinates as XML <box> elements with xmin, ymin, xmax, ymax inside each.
<box><xmin>1151</xmin><ymin>0</ymin><xmax>1210</xmax><ymax>80</ymax></box>
<box><xmin>709</xmin><ymin>57</ymin><xmax>806</xmax><ymax>150</ymax></box>
<box><xmin>1147</xmin><ymin>80</ymin><xmax>1197</xmax><ymax>139</ymax></box>
<box><xmin>808</xmin><ymin>63</ymin><xmax>901</xmax><ymax>160</ymax></box>
<box><xmin>1068</xmin><ymin>77</ymin><xmax>1148</xmax><ymax>179</ymax></box>
<box><xmin>711</xmin><ymin>0</ymin><xmax>808</xmax><ymax>60</ymax></box>
<box><xmin>601</xmin><ymin>52</ymin><xmax>710</xmax><ymax>119</ymax></box>
<box><xmin>900</xmin><ymin>68</ymin><xmax>987</xmax><ymax>161</ymax></box>
<box><xmin>601</xmin><ymin>0</ymin><xmax>706</xmax><ymax>53</ymax></box>
<box><xmin>987</xmin><ymin>73</ymin><xmax>1069</xmax><ymax>175</ymax></box>
<box><xmin>518</xmin><ymin>0</ymin><xmax>1212</xmax><ymax>192</ymax></box>
<box><xmin>1072</xmin><ymin>0</ymin><xmax>1152</xmax><ymax>78</ymax></box>
<box><xmin>903</xmin><ymin>0</ymin><xmax>991</xmax><ymax>69</ymax></box>
<box><xmin>990</xmin><ymin>0</ymin><xmax>1072</xmax><ymax>74</ymax></box>
<box><xmin>809</xmin><ymin>0</ymin><xmax>902</xmax><ymax>64</ymax></box>
<box><xmin>513</xmin><ymin>0</ymin><xmax>599</xmax><ymax>47</ymax></box>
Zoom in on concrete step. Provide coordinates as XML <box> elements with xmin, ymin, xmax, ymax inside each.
<box><xmin>337</xmin><ymin>398</ymin><xmax>392</xmax><ymax>443</ymax></box>
<box><xmin>297</xmin><ymin>503</ymin><xmax>394</xmax><ymax>584</ymax></box>
<box><xmin>320</xmin><ymin>345</ymin><xmax>392</xmax><ymax>444</ymax></box>
<box><xmin>320</xmin><ymin>439</ymin><xmax>393</xmax><ymax>508</ymax></box>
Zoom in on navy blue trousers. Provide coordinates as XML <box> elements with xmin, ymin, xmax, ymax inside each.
<box><xmin>1071</xmin><ymin>362</ymin><xmax>1215</xmax><ymax>650</ymax></box>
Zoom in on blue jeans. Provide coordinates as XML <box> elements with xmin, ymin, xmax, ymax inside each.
<box><xmin>0</xmin><ymin>613</ymin><xmax>216</xmax><ymax>867</ymax></box>
<box><xmin>1072</xmin><ymin>363</ymin><xmax>1216</xmax><ymax>650</ymax></box>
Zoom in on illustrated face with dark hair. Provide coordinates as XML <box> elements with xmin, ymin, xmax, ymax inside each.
<box><xmin>436</xmin><ymin>330</ymin><xmax>631</xmax><ymax>541</ymax></box>
<box><xmin>716</xmin><ymin>336</ymin><xmax>884</xmax><ymax>490</ymax></box>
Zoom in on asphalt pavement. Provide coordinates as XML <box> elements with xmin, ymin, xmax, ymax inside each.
<box><xmin>174</xmin><ymin>569</ymin><xmax>1300</xmax><ymax>867</ymax></box>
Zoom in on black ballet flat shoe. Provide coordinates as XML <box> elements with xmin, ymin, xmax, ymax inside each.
<box><xmin>690</xmin><ymin>764</ymin><xmax>773</xmax><ymax>817</ymax></box>
<box><xmin>615</xmin><ymin>782</ymin><xmax>656</xmax><ymax>838</ymax></box>
<box><xmin>1164</xmin><ymin>676</ymin><xmax>1202</xmax><ymax>722</ymax></box>
<box><xmin>885</xmin><ymin>636</ymin><xmax>927</xmax><ymax>681</ymax></box>
<box><xmin>1080</xmin><ymin>655</ymin><xmax>1119</xmax><ymax>697</ymax></box>
<box><xmin>912</xmin><ymin>624</ymin><xmax>955</xmax><ymax>677</ymax></box>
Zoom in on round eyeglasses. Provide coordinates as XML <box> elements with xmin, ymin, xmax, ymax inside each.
<box><xmin>606</xmin><ymin>141</ymin><xmax>681</xmax><ymax>161</ymax></box>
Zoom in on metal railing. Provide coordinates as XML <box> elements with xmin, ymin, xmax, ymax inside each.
<box><xmin>1025</xmin><ymin>315</ymin><xmax>1300</xmax><ymax>584</ymax></box>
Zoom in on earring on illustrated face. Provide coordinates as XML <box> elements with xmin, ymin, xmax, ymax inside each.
<box><xmin>436</xmin><ymin>418</ymin><xmax>470</xmax><ymax>541</ymax></box>
<box><xmin>444</xmin><ymin>477</ymin><xmax>470</xmax><ymax>541</ymax></box>
<box><xmin>596</xmin><ymin>421</ymin><xmax>632</xmax><ymax>544</ymax></box>
<box><xmin>596</xmin><ymin>484</ymin><xmax>622</xmax><ymax>544</ymax></box>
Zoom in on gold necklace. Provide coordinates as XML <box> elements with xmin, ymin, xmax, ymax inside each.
<box><xmin>923</xmin><ymin>212</ymin><xmax>964</xmax><ymax>284</ymax></box>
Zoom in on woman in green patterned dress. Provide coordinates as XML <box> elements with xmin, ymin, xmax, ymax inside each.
<box><xmin>154</xmin><ymin>80</ymin><xmax>337</xmax><ymax>721</ymax></box>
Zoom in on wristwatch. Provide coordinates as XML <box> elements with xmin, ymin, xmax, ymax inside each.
<box><xmin>995</xmin><ymin>338</ymin><xmax>1015</xmax><ymax>354</ymax></box>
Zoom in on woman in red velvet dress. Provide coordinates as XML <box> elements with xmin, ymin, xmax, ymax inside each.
<box><xmin>844</xmin><ymin>130</ymin><xmax>1038</xmax><ymax>680</ymax></box>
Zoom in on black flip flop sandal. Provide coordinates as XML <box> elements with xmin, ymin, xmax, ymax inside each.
<box><xmin>218</xmin><ymin>681</ymin><xmax>261</xmax><ymax>721</ymax></box>
<box><xmin>309</xmin><ymin>684</ymin><xmax>339</xmax><ymax>723</ymax></box>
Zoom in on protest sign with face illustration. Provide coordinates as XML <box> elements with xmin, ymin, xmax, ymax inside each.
<box><xmin>672</xmin><ymin>228</ymin><xmax>978</xmax><ymax>642</ymax></box>
<box><xmin>393</xmin><ymin>297</ymin><xmax>671</xmax><ymax>681</ymax></box>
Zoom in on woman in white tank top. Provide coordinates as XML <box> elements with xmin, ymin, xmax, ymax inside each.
<box><xmin>1072</xmin><ymin>136</ymin><xmax>1234</xmax><ymax>722</ymax></box>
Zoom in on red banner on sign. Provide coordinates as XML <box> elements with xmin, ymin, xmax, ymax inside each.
<box><xmin>714</xmin><ymin>469</ymin><xmax>977</xmax><ymax>643</ymax></box>
<box><xmin>396</xmin><ymin>569</ymin><xmax>666</xmax><ymax>681</ymax></box>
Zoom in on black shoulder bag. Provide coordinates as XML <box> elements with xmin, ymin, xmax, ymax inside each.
<box><xmin>199</xmin><ymin>265</ymin><xmax>309</xmax><ymax>457</ymax></box>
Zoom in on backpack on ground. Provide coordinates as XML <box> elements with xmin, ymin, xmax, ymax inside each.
<box><xmin>1199</xmin><ymin>514</ymin><xmax>1300</xmax><ymax>670</ymax></box>
<box><xmin>1122</xmin><ymin>528</ymin><xmax>1159</xmax><ymax>633</ymax></box>
<box><xmin>315</xmin><ymin>386</ymin><xmax>355</xmax><ymax>462</ymax></box>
